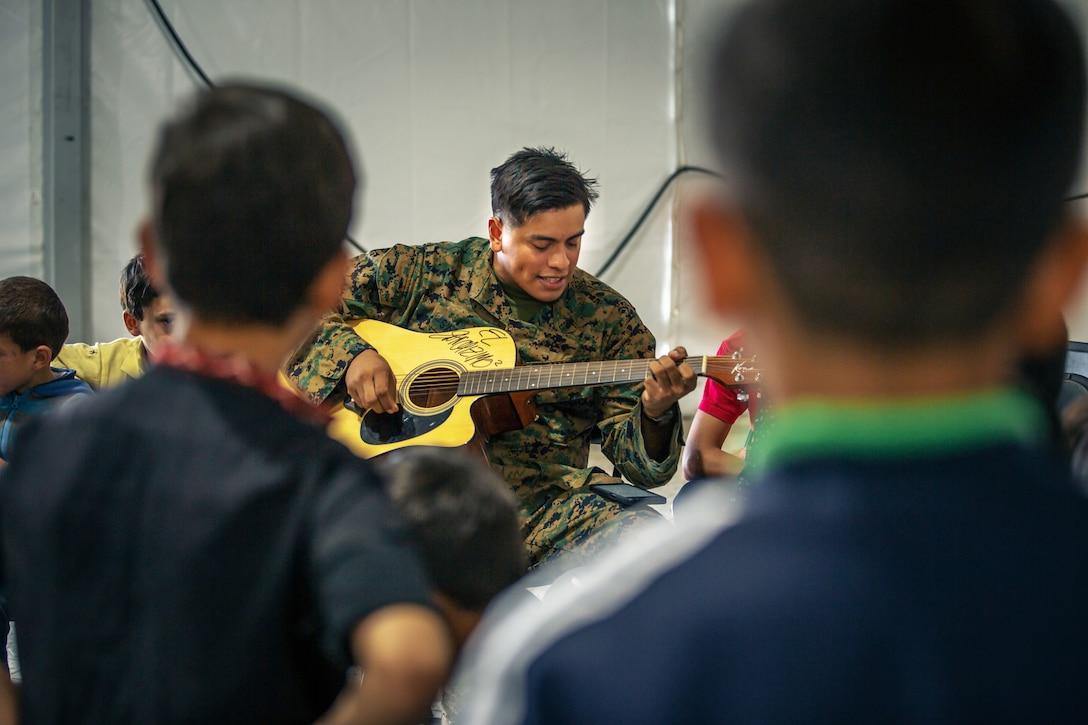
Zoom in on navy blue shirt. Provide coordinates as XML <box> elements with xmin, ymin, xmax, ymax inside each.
<box><xmin>0</xmin><ymin>365</ymin><xmax>432</xmax><ymax>724</ymax></box>
<box><xmin>460</xmin><ymin>390</ymin><xmax>1088</xmax><ymax>723</ymax></box>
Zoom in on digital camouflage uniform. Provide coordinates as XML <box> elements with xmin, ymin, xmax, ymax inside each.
<box><xmin>286</xmin><ymin>237</ymin><xmax>683</xmax><ymax>567</ymax></box>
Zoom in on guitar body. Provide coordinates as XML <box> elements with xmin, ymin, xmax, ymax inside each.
<box><xmin>326</xmin><ymin>321</ymin><xmax>527</xmax><ymax>459</ymax></box>
<box><xmin>322</xmin><ymin>319</ymin><xmax>758</xmax><ymax>460</ymax></box>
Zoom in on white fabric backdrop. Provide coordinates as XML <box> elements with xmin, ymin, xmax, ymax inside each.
<box><xmin>0</xmin><ymin>0</ymin><xmax>42</xmax><ymax>278</ymax></box>
<box><xmin>5</xmin><ymin>0</ymin><xmax>1088</xmax><ymax>395</ymax></box>
<box><xmin>86</xmin><ymin>0</ymin><xmax>685</xmax><ymax>352</ymax></box>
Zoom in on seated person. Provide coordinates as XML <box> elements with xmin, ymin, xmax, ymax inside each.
<box><xmin>0</xmin><ymin>276</ymin><xmax>93</xmax><ymax>463</ymax></box>
<box><xmin>0</xmin><ymin>275</ymin><xmax>92</xmax><ymax>679</ymax></box>
<box><xmin>356</xmin><ymin>447</ymin><xmax>527</xmax><ymax>724</ymax></box>
<box><xmin>54</xmin><ymin>253</ymin><xmax>175</xmax><ymax>388</ymax></box>
<box><xmin>0</xmin><ymin>83</ymin><xmax>451</xmax><ymax>724</ymax></box>
<box><xmin>681</xmin><ymin>328</ymin><xmax>758</xmax><ymax>481</ymax></box>
<box><xmin>286</xmin><ymin>147</ymin><xmax>697</xmax><ymax>569</ymax></box>
<box><xmin>675</xmin><ymin>329</ymin><xmax>762</xmax><ymax>522</ymax></box>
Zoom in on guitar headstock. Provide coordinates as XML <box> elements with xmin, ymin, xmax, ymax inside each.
<box><xmin>699</xmin><ymin>352</ymin><xmax>762</xmax><ymax>389</ymax></box>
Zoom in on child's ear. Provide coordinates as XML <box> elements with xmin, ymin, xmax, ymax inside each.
<box><xmin>308</xmin><ymin>251</ymin><xmax>350</xmax><ymax>314</ymax></box>
<box><xmin>689</xmin><ymin>198</ymin><xmax>760</xmax><ymax>317</ymax></box>
<box><xmin>1016</xmin><ymin>215</ymin><xmax>1088</xmax><ymax>355</ymax></box>
<box><xmin>32</xmin><ymin>345</ymin><xmax>54</xmax><ymax>370</ymax></box>
<box><xmin>123</xmin><ymin>310</ymin><xmax>141</xmax><ymax>337</ymax></box>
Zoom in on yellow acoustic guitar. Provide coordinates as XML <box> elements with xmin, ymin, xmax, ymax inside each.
<box><xmin>325</xmin><ymin>320</ymin><xmax>760</xmax><ymax>460</ymax></box>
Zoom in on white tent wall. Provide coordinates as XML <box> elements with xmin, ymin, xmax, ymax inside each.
<box><xmin>0</xmin><ymin>0</ymin><xmax>43</xmax><ymax>279</ymax></box>
<box><xmin>88</xmin><ymin>0</ymin><xmax>684</xmax><ymax>358</ymax></box>
<box><xmin>6</xmin><ymin>0</ymin><xmax>1088</xmax><ymax>401</ymax></box>
<box><xmin>674</xmin><ymin>0</ymin><xmax>1088</xmax><ymax>349</ymax></box>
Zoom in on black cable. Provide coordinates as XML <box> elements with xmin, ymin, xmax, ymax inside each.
<box><xmin>142</xmin><ymin>0</ymin><xmax>367</xmax><ymax>254</ymax></box>
<box><xmin>594</xmin><ymin>165</ymin><xmax>722</xmax><ymax>278</ymax></box>
<box><xmin>594</xmin><ymin>167</ymin><xmax>1088</xmax><ymax>278</ymax></box>
<box><xmin>144</xmin><ymin>0</ymin><xmax>215</xmax><ymax>89</ymax></box>
<box><xmin>144</xmin><ymin>2</ymin><xmax>1086</xmax><ymax>268</ymax></box>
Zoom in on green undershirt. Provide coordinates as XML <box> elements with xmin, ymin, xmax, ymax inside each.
<box><xmin>746</xmin><ymin>387</ymin><xmax>1046</xmax><ymax>474</ymax></box>
<box><xmin>499</xmin><ymin>278</ymin><xmax>547</xmax><ymax>321</ymax></box>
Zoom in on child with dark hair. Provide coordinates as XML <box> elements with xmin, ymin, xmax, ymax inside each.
<box><xmin>0</xmin><ymin>276</ymin><xmax>92</xmax><ymax>462</ymax></box>
<box><xmin>54</xmin><ymin>253</ymin><xmax>175</xmax><ymax>388</ymax></box>
<box><xmin>366</xmin><ymin>448</ymin><xmax>527</xmax><ymax>724</ymax></box>
<box><xmin>0</xmin><ymin>84</ymin><xmax>451</xmax><ymax>724</ymax></box>
<box><xmin>458</xmin><ymin>1</ymin><xmax>1088</xmax><ymax>722</ymax></box>
<box><xmin>0</xmin><ymin>275</ymin><xmax>91</xmax><ymax>682</ymax></box>
<box><xmin>376</xmin><ymin>447</ymin><xmax>527</xmax><ymax>649</ymax></box>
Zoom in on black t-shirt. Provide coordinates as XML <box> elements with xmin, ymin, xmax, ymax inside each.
<box><xmin>0</xmin><ymin>366</ymin><xmax>432</xmax><ymax>724</ymax></box>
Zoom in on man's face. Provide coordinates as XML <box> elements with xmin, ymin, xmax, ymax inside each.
<box><xmin>0</xmin><ymin>335</ymin><xmax>40</xmax><ymax>396</ymax></box>
<box><xmin>125</xmin><ymin>296</ymin><xmax>176</xmax><ymax>353</ymax></box>
<box><xmin>489</xmin><ymin>204</ymin><xmax>585</xmax><ymax>303</ymax></box>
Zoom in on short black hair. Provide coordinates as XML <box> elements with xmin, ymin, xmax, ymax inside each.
<box><xmin>706</xmin><ymin>0</ymin><xmax>1085</xmax><ymax>346</ymax></box>
<box><xmin>0</xmin><ymin>276</ymin><xmax>69</xmax><ymax>358</ymax></box>
<box><xmin>118</xmin><ymin>253</ymin><xmax>160</xmax><ymax>321</ymax></box>
<box><xmin>149</xmin><ymin>83</ymin><xmax>357</xmax><ymax>325</ymax></box>
<box><xmin>490</xmin><ymin>147</ymin><xmax>599</xmax><ymax>227</ymax></box>
<box><xmin>376</xmin><ymin>447</ymin><xmax>528</xmax><ymax>611</ymax></box>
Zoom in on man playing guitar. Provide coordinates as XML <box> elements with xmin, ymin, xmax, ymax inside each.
<box><xmin>287</xmin><ymin>147</ymin><xmax>697</xmax><ymax>568</ymax></box>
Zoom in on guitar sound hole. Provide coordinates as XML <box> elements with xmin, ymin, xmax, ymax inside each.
<box><xmin>407</xmin><ymin>367</ymin><xmax>460</xmax><ymax>409</ymax></box>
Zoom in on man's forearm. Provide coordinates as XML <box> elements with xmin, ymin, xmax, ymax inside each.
<box><xmin>641</xmin><ymin>406</ymin><xmax>680</xmax><ymax>463</ymax></box>
<box><xmin>284</xmin><ymin>312</ymin><xmax>372</xmax><ymax>405</ymax></box>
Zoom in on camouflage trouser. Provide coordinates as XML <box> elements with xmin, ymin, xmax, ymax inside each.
<box><xmin>515</xmin><ymin>478</ymin><xmax>664</xmax><ymax>569</ymax></box>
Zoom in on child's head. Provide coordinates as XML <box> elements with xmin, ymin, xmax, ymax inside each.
<box><xmin>146</xmin><ymin>83</ymin><xmax>357</xmax><ymax>327</ymax></box>
<box><xmin>699</xmin><ymin>0</ymin><xmax>1085</xmax><ymax>351</ymax></box>
<box><xmin>119</xmin><ymin>253</ymin><xmax>175</xmax><ymax>352</ymax></box>
<box><xmin>0</xmin><ymin>276</ymin><xmax>69</xmax><ymax>395</ymax></box>
<box><xmin>376</xmin><ymin>447</ymin><xmax>527</xmax><ymax>647</ymax></box>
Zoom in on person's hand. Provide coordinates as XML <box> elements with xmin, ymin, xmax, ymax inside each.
<box><xmin>345</xmin><ymin>349</ymin><xmax>399</xmax><ymax>414</ymax></box>
<box><xmin>642</xmin><ymin>346</ymin><xmax>697</xmax><ymax>420</ymax></box>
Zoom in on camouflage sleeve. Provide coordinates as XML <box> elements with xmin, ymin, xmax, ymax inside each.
<box><xmin>596</xmin><ymin>306</ymin><xmax>683</xmax><ymax>487</ymax></box>
<box><xmin>284</xmin><ymin>245</ymin><xmax>423</xmax><ymax>404</ymax></box>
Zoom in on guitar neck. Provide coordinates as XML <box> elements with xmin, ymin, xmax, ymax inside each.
<box><xmin>457</xmin><ymin>355</ymin><xmax>759</xmax><ymax>396</ymax></box>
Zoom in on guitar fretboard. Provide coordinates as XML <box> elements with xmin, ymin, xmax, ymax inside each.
<box><xmin>456</xmin><ymin>356</ymin><xmax>758</xmax><ymax>396</ymax></box>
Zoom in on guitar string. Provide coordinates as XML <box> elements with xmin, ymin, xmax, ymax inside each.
<box><xmin>392</xmin><ymin>357</ymin><xmax>760</xmax><ymax>386</ymax></box>
<box><xmin>385</xmin><ymin>356</ymin><xmax>761</xmax><ymax>396</ymax></box>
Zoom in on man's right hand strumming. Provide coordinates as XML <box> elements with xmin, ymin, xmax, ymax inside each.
<box><xmin>346</xmin><ymin>348</ymin><xmax>399</xmax><ymax>414</ymax></box>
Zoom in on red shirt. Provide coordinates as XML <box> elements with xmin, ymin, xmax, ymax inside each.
<box><xmin>697</xmin><ymin>329</ymin><xmax>760</xmax><ymax>426</ymax></box>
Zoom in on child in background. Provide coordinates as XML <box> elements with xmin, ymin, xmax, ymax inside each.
<box><xmin>377</xmin><ymin>447</ymin><xmax>528</xmax><ymax>650</ymax></box>
<box><xmin>54</xmin><ymin>253</ymin><xmax>175</xmax><ymax>388</ymax></box>
<box><xmin>0</xmin><ymin>275</ymin><xmax>92</xmax><ymax>681</ymax></box>
<box><xmin>0</xmin><ymin>276</ymin><xmax>92</xmax><ymax>462</ymax></box>
<box><xmin>372</xmin><ymin>447</ymin><xmax>528</xmax><ymax>724</ymax></box>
